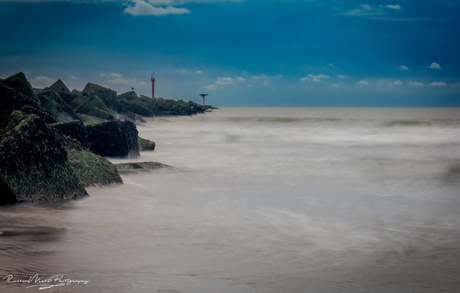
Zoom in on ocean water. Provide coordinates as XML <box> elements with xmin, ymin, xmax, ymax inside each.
<box><xmin>1</xmin><ymin>107</ymin><xmax>460</xmax><ymax>293</ymax></box>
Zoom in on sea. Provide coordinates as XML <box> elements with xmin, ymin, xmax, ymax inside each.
<box><xmin>1</xmin><ymin>107</ymin><xmax>460</xmax><ymax>293</ymax></box>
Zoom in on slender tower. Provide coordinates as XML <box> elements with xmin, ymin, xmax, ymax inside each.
<box><xmin>151</xmin><ymin>75</ymin><xmax>155</xmax><ymax>98</ymax></box>
<box><xmin>199</xmin><ymin>94</ymin><xmax>208</xmax><ymax>105</ymax></box>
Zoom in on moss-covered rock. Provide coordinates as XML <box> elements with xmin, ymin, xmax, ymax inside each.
<box><xmin>2</xmin><ymin>72</ymin><xmax>39</xmax><ymax>102</ymax></box>
<box><xmin>38</xmin><ymin>90</ymin><xmax>80</xmax><ymax>122</ymax></box>
<box><xmin>66</xmin><ymin>93</ymin><xmax>89</xmax><ymax>109</ymax></box>
<box><xmin>45</xmin><ymin>79</ymin><xmax>71</xmax><ymax>94</ymax></box>
<box><xmin>116</xmin><ymin>92</ymin><xmax>212</xmax><ymax>117</ymax></box>
<box><xmin>115</xmin><ymin>161</ymin><xmax>173</xmax><ymax>174</ymax></box>
<box><xmin>0</xmin><ymin>82</ymin><xmax>43</xmax><ymax>127</ymax></box>
<box><xmin>119</xmin><ymin>99</ymin><xmax>154</xmax><ymax>117</ymax></box>
<box><xmin>20</xmin><ymin>105</ymin><xmax>56</xmax><ymax>124</ymax></box>
<box><xmin>77</xmin><ymin>113</ymin><xmax>108</xmax><ymax>125</ymax></box>
<box><xmin>86</xmin><ymin>120</ymin><xmax>139</xmax><ymax>158</ymax></box>
<box><xmin>82</xmin><ymin>82</ymin><xmax>121</xmax><ymax>112</ymax></box>
<box><xmin>138</xmin><ymin>136</ymin><xmax>155</xmax><ymax>151</ymax></box>
<box><xmin>73</xmin><ymin>95</ymin><xmax>115</xmax><ymax>120</ymax></box>
<box><xmin>0</xmin><ymin>114</ymin><xmax>87</xmax><ymax>205</ymax></box>
<box><xmin>67</xmin><ymin>149</ymin><xmax>122</xmax><ymax>186</ymax></box>
<box><xmin>51</xmin><ymin>120</ymin><xmax>89</xmax><ymax>148</ymax></box>
<box><xmin>146</xmin><ymin>97</ymin><xmax>209</xmax><ymax>116</ymax></box>
<box><xmin>0</xmin><ymin>72</ymin><xmax>217</xmax><ymax>205</ymax></box>
<box><xmin>118</xmin><ymin>90</ymin><xmax>138</xmax><ymax>101</ymax></box>
<box><xmin>59</xmin><ymin>91</ymin><xmax>81</xmax><ymax>104</ymax></box>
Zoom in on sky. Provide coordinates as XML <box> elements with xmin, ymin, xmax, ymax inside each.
<box><xmin>1</xmin><ymin>0</ymin><xmax>460</xmax><ymax>106</ymax></box>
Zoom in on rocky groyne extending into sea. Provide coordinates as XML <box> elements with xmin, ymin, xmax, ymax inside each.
<box><xmin>0</xmin><ymin>72</ymin><xmax>213</xmax><ymax>205</ymax></box>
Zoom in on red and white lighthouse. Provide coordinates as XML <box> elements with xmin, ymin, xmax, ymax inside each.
<box><xmin>151</xmin><ymin>75</ymin><xmax>155</xmax><ymax>98</ymax></box>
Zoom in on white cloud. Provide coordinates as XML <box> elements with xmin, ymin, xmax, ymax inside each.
<box><xmin>252</xmin><ymin>74</ymin><xmax>276</xmax><ymax>87</ymax></box>
<box><xmin>338</xmin><ymin>74</ymin><xmax>346</xmax><ymax>79</ymax></box>
<box><xmin>195</xmin><ymin>70</ymin><xmax>204</xmax><ymax>74</ymax></box>
<box><xmin>300</xmin><ymin>73</ymin><xmax>330</xmax><ymax>83</ymax></box>
<box><xmin>98</xmin><ymin>72</ymin><xmax>152</xmax><ymax>93</ymax></box>
<box><xmin>123</xmin><ymin>0</ymin><xmax>241</xmax><ymax>16</ymax></box>
<box><xmin>207</xmin><ymin>76</ymin><xmax>246</xmax><ymax>89</ymax></box>
<box><xmin>408</xmin><ymin>81</ymin><xmax>424</xmax><ymax>87</ymax></box>
<box><xmin>173</xmin><ymin>68</ymin><xmax>188</xmax><ymax>74</ymax></box>
<box><xmin>430</xmin><ymin>81</ymin><xmax>447</xmax><ymax>87</ymax></box>
<box><xmin>399</xmin><ymin>65</ymin><xmax>409</xmax><ymax>71</ymax></box>
<box><xmin>2</xmin><ymin>0</ymin><xmax>240</xmax><ymax>3</ymax></box>
<box><xmin>147</xmin><ymin>0</ymin><xmax>241</xmax><ymax>3</ymax></box>
<box><xmin>215</xmin><ymin>76</ymin><xmax>239</xmax><ymax>85</ymax></box>
<box><xmin>124</xmin><ymin>0</ymin><xmax>190</xmax><ymax>16</ymax></box>
<box><xmin>215</xmin><ymin>77</ymin><xmax>232</xmax><ymax>85</ymax></box>
<box><xmin>106</xmin><ymin>75</ymin><xmax>131</xmax><ymax>85</ymax></box>
<box><xmin>358</xmin><ymin>80</ymin><xmax>369</xmax><ymax>85</ymax></box>
<box><xmin>429</xmin><ymin>62</ymin><xmax>441</xmax><ymax>70</ymax></box>
<box><xmin>391</xmin><ymin>80</ymin><xmax>403</xmax><ymax>86</ymax></box>
<box><xmin>345</xmin><ymin>4</ymin><xmax>381</xmax><ymax>16</ymax></box>
<box><xmin>344</xmin><ymin>3</ymin><xmax>405</xmax><ymax>20</ymax></box>
<box><xmin>328</xmin><ymin>63</ymin><xmax>335</xmax><ymax>67</ymax></box>
<box><xmin>385</xmin><ymin>4</ymin><xmax>401</xmax><ymax>10</ymax></box>
<box><xmin>252</xmin><ymin>74</ymin><xmax>269</xmax><ymax>80</ymax></box>
<box><xmin>100</xmin><ymin>72</ymin><xmax>139</xmax><ymax>88</ymax></box>
<box><xmin>30</xmin><ymin>75</ymin><xmax>55</xmax><ymax>88</ymax></box>
<box><xmin>206</xmin><ymin>74</ymin><xmax>277</xmax><ymax>91</ymax></box>
<box><xmin>362</xmin><ymin>4</ymin><xmax>373</xmax><ymax>11</ymax></box>
<box><xmin>2</xmin><ymin>0</ymin><xmax>122</xmax><ymax>2</ymax></box>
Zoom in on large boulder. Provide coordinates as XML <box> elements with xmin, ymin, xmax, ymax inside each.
<box><xmin>115</xmin><ymin>161</ymin><xmax>172</xmax><ymax>175</ymax></box>
<box><xmin>45</xmin><ymin>79</ymin><xmax>71</xmax><ymax>94</ymax></box>
<box><xmin>1</xmin><ymin>72</ymin><xmax>39</xmax><ymax>102</ymax></box>
<box><xmin>82</xmin><ymin>82</ymin><xmax>121</xmax><ymax>112</ymax></box>
<box><xmin>0</xmin><ymin>113</ymin><xmax>87</xmax><ymax>205</ymax></box>
<box><xmin>118</xmin><ymin>90</ymin><xmax>138</xmax><ymax>101</ymax></box>
<box><xmin>86</xmin><ymin>120</ymin><xmax>139</xmax><ymax>158</ymax></box>
<box><xmin>67</xmin><ymin>148</ymin><xmax>122</xmax><ymax>186</ymax></box>
<box><xmin>73</xmin><ymin>95</ymin><xmax>115</xmax><ymax>121</ymax></box>
<box><xmin>37</xmin><ymin>90</ymin><xmax>80</xmax><ymax>122</ymax></box>
<box><xmin>20</xmin><ymin>105</ymin><xmax>56</xmax><ymax>124</ymax></box>
<box><xmin>51</xmin><ymin>120</ymin><xmax>89</xmax><ymax>148</ymax></box>
<box><xmin>0</xmin><ymin>82</ymin><xmax>43</xmax><ymax>127</ymax></box>
<box><xmin>119</xmin><ymin>99</ymin><xmax>154</xmax><ymax>117</ymax></box>
<box><xmin>138</xmin><ymin>137</ymin><xmax>155</xmax><ymax>151</ymax></box>
<box><xmin>118</xmin><ymin>91</ymin><xmax>154</xmax><ymax>117</ymax></box>
<box><xmin>0</xmin><ymin>72</ymin><xmax>62</xmax><ymax>126</ymax></box>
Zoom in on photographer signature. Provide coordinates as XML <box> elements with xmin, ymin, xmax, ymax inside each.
<box><xmin>3</xmin><ymin>274</ymin><xmax>89</xmax><ymax>290</ymax></box>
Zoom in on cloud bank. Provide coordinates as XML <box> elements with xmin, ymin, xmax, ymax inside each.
<box><xmin>429</xmin><ymin>62</ymin><xmax>441</xmax><ymax>70</ymax></box>
<box><xmin>124</xmin><ymin>0</ymin><xmax>190</xmax><ymax>16</ymax></box>
<box><xmin>123</xmin><ymin>0</ymin><xmax>241</xmax><ymax>16</ymax></box>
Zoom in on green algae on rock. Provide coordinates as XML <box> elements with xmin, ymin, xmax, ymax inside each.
<box><xmin>138</xmin><ymin>136</ymin><xmax>156</xmax><ymax>151</ymax></box>
<box><xmin>115</xmin><ymin>161</ymin><xmax>173</xmax><ymax>174</ymax></box>
<box><xmin>86</xmin><ymin>120</ymin><xmax>139</xmax><ymax>158</ymax></box>
<box><xmin>67</xmin><ymin>148</ymin><xmax>122</xmax><ymax>187</ymax></box>
<box><xmin>0</xmin><ymin>114</ymin><xmax>87</xmax><ymax>205</ymax></box>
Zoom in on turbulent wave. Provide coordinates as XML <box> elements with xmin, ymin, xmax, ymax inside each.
<box><xmin>225</xmin><ymin>116</ymin><xmax>345</xmax><ymax>124</ymax></box>
<box><xmin>384</xmin><ymin>118</ymin><xmax>460</xmax><ymax>127</ymax></box>
<box><xmin>213</xmin><ymin>112</ymin><xmax>460</xmax><ymax>128</ymax></box>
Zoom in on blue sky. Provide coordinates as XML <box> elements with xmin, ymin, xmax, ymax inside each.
<box><xmin>1</xmin><ymin>0</ymin><xmax>459</xmax><ymax>106</ymax></box>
